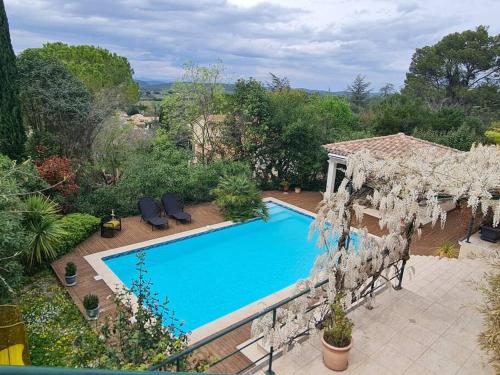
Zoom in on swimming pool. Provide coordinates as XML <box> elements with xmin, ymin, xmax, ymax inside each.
<box><xmin>102</xmin><ymin>200</ymin><xmax>359</xmax><ymax>332</ymax></box>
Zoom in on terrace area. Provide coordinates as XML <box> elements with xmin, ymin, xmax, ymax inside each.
<box><xmin>254</xmin><ymin>255</ymin><xmax>495</xmax><ymax>375</ymax></box>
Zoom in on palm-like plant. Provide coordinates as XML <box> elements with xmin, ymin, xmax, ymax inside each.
<box><xmin>212</xmin><ymin>175</ymin><xmax>268</xmax><ymax>222</ymax></box>
<box><xmin>23</xmin><ymin>195</ymin><xmax>66</xmax><ymax>267</ymax></box>
<box><xmin>435</xmin><ymin>241</ymin><xmax>459</xmax><ymax>258</ymax></box>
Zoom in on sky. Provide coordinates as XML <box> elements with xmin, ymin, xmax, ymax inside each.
<box><xmin>4</xmin><ymin>0</ymin><xmax>500</xmax><ymax>91</ymax></box>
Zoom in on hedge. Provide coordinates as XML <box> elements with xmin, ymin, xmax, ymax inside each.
<box><xmin>55</xmin><ymin>213</ymin><xmax>100</xmax><ymax>256</ymax></box>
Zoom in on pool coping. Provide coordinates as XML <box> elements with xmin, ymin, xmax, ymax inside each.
<box><xmin>84</xmin><ymin>197</ymin><xmax>353</xmax><ymax>344</ymax></box>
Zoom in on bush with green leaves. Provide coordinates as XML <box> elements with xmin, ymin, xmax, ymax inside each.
<box><xmin>100</xmin><ymin>250</ymin><xmax>190</xmax><ymax>370</ymax></box>
<box><xmin>22</xmin><ymin>195</ymin><xmax>67</xmax><ymax>268</ymax></box>
<box><xmin>55</xmin><ymin>213</ymin><xmax>100</xmax><ymax>256</ymax></box>
<box><xmin>65</xmin><ymin>262</ymin><xmax>76</xmax><ymax>277</ymax></box>
<box><xmin>75</xmin><ymin>139</ymin><xmax>251</xmax><ymax>217</ymax></box>
<box><xmin>212</xmin><ymin>174</ymin><xmax>268</xmax><ymax>222</ymax></box>
<box><xmin>323</xmin><ymin>300</ymin><xmax>353</xmax><ymax>348</ymax></box>
<box><xmin>17</xmin><ymin>272</ymin><xmax>105</xmax><ymax>367</ymax></box>
<box><xmin>0</xmin><ymin>156</ymin><xmax>48</xmax><ymax>302</ymax></box>
<box><xmin>83</xmin><ymin>294</ymin><xmax>99</xmax><ymax>310</ymax></box>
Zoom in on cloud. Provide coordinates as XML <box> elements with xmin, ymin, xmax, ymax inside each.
<box><xmin>4</xmin><ymin>0</ymin><xmax>500</xmax><ymax>90</ymax></box>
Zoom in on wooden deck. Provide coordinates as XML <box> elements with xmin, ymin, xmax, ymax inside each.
<box><xmin>51</xmin><ymin>191</ymin><xmax>472</xmax><ymax>373</ymax></box>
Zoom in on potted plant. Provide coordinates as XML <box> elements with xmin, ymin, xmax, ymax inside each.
<box><xmin>65</xmin><ymin>262</ymin><xmax>77</xmax><ymax>286</ymax></box>
<box><xmin>321</xmin><ymin>300</ymin><xmax>353</xmax><ymax>371</ymax></box>
<box><xmin>83</xmin><ymin>294</ymin><xmax>100</xmax><ymax>320</ymax></box>
<box><xmin>280</xmin><ymin>180</ymin><xmax>289</xmax><ymax>193</ymax></box>
<box><xmin>292</xmin><ymin>175</ymin><xmax>302</xmax><ymax>193</ymax></box>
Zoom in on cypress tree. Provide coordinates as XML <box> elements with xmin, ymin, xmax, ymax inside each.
<box><xmin>0</xmin><ymin>0</ymin><xmax>25</xmax><ymax>160</ymax></box>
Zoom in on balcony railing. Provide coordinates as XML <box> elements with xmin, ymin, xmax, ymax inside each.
<box><xmin>150</xmin><ymin>258</ymin><xmax>406</xmax><ymax>374</ymax></box>
<box><xmin>0</xmin><ymin>366</ymin><xmax>227</xmax><ymax>375</ymax></box>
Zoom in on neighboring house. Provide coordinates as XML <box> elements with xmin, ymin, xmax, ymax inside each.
<box><xmin>191</xmin><ymin>114</ymin><xmax>228</xmax><ymax>161</ymax></box>
<box><xmin>127</xmin><ymin>113</ymin><xmax>158</xmax><ymax>128</ymax></box>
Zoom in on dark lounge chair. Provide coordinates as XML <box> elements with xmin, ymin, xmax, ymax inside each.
<box><xmin>161</xmin><ymin>193</ymin><xmax>192</xmax><ymax>223</ymax></box>
<box><xmin>138</xmin><ymin>197</ymin><xmax>168</xmax><ymax>230</ymax></box>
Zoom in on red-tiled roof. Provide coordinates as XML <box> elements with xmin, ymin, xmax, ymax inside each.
<box><xmin>323</xmin><ymin>133</ymin><xmax>458</xmax><ymax>159</ymax></box>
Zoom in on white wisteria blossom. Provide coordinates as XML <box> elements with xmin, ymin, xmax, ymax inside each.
<box><xmin>252</xmin><ymin>144</ymin><xmax>500</xmax><ymax>351</ymax></box>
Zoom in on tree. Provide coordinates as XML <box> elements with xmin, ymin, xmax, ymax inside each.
<box><xmin>267</xmin><ymin>73</ymin><xmax>290</xmax><ymax>92</ymax></box>
<box><xmin>160</xmin><ymin>62</ymin><xmax>227</xmax><ymax>163</ymax></box>
<box><xmin>347</xmin><ymin>75</ymin><xmax>371</xmax><ymax>112</ymax></box>
<box><xmin>17</xmin><ymin>49</ymin><xmax>118</xmax><ymax>160</ymax></box>
<box><xmin>379</xmin><ymin>83</ymin><xmax>395</xmax><ymax>97</ymax></box>
<box><xmin>404</xmin><ymin>25</ymin><xmax>500</xmax><ymax>107</ymax></box>
<box><xmin>36</xmin><ymin>42</ymin><xmax>139</xmax><ymax>107</ymax></box>
<box><xmin>17</xmin><ymin>50</ymin><xmax>93</xmax><ymax>159</ymax></box>
<box><xmin>372</xmin><ymin>94</ymin><xmax>430</xmax><ymax>135</ymax></box>
<box><xmin>0</xmin><ymin>1</ymin><xmax>26</xmax><ymax>160</ymax></box>
<box><xmin>306</xmin><ymin>94</ymin><xmax>360</xmax><ymax>142</ymax></box>
<box><xmin>222</xmin><ymin>78</ymin><xmax>270</xmax><ymax>161</ymax></box>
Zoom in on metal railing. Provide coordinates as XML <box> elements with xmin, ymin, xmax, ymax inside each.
<box><xmin>150</xmin><ymin>259</ymin><xmax>406</xmax><ymax>374</ymax></box>
<box><xmin>0</xmin><ymin>366</ymin><xmax>226</xmax><ymax>375</ymax></box>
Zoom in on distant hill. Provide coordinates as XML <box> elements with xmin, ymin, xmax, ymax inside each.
<box><xmin>136</xmin><ymin>79</ymin><xmax>351</xmax><ymax>100</ymax></box>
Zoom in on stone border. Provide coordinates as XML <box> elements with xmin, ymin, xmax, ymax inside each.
<box><xmin>84</xmin><ymin>197</ymin><xmax>374</xmax><ymax>344</ymax></box>
<box><xmin>84</xmin><ymin>197</ymin><xmax>318</xmax><ymax>343</ymax></box>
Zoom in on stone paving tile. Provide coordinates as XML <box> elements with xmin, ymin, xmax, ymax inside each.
<box><xmin>400</xmin><ymin>321</ymin><xmax>441</xmax><ymax>347</ymax></box>
<box><xmin>386</xmin><ymin>333</ymin><xmax>428</xmax><ymax>360</ymax></box>
<box><xmin>418</xmin><ymin>348</ymin><xmax>462</xmax><ymax>375</ymax></box>
<box><xmin>369</xmin><ymin>344</ymin><xmax>414</xmax><ymax>374</ymax></box>
<box><xmin>403</xmin><ymin>361</ymin><xmax>437</xmax><ymax>375</ymax></box>
<box><xmin>456</xmin><ymin>353</ymin><xmax>496</xmax><ymax>375</ymax></box>
<box><xmin>430</xmin><ymin>335</ymin><xmax>472</xmax><ymax>367</ymax></box>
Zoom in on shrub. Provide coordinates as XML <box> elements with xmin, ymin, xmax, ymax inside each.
<box><xmin>36</xmin><ymin>156</ymin><xmax>79</xmax><ymax>196</ymax></box>
<box><xmin>212</xmin><ymin>174</ymin><xmax>268</xmax><ymax>222</ymax></box>
<box><xmin>65</xmin><ymin>262</ymin><xmax>76</xmax><ymax>276</ymax></box>
<box><xmin>74</xmin><ymin>140</ymin><xmax>251</xmax><ymax>217</ymax></box>
<box><xmin>323</xmin><ymin>300</ymin><xmax>353</xmax><ymax>348</ymax></box>
<box><xmin>55</xmin><ymin>213</ymin><xmax>100</xmax><ymax>256</ymax></box>
<box><xmin>18</xmin><ymin>272</ymin><xmax>105</xmax><ymax>367</ymax></box>
<box><xmin>23</xmin><ymin>195</ymin><xmax>66</xmax><ymax>267</ymax></box>
<box><xmin>435</xmin><ymin>241</ymin><xmax>459</xmax><ymax>258</ymax></box>
<box><xmin>83</xmin><ymin>294</ymin><xmax>99</xmax><ymax>310</ymax></box>
<box><xmin>100</xmin><ymin>250</ymin><xmax>189</xmax><ymax>370</ymax></box>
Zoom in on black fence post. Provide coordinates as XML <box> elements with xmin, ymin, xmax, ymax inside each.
<box><xmin>395</xmin><ymin>259</ymin><xmax>407</xmax><ymax>290</ymax></box>
<box><xmin>465</xmin><ymin>215</ymin><xmax>475</xmax><ymax>243</ymax></box>
<box><xmin>265</xmin><ymin>308</ymin><xmax>277</xmax><ymax>375</ymax></box>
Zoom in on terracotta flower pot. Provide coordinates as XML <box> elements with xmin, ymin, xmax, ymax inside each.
<box><xmin>321</xmin><ymin>332</ymin><xmax>352</xmax><ymax>371</ymax></box>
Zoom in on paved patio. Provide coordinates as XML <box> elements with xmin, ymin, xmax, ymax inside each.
<box><xmin>255</xmin><ymin>255</ymin><xmax>495</xmax><ymax>375</ymax></box>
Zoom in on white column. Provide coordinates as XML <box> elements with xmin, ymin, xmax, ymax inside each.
<box><xmin>325</xmin><ymin>158</ymin><xmax>337</xmax><ymax>197</ymax></box>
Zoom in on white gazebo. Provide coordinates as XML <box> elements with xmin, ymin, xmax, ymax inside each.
<box><xmin>323</xmin><ymin>133</ymin><xmax>458</xmax><ymax>196</ymax></box>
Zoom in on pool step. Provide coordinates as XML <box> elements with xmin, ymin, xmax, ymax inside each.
<box><xmin>236</xmin><ymin>336</ymin><xmax>269</xmax><ymax>372</ymax></box>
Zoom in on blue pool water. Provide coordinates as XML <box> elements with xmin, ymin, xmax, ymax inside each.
<box><xmin>104</xmin><ymin>202</ymin><xmax>359</xmax><ymax>331</ymax></box>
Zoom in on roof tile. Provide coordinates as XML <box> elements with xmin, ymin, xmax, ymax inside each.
<box><xmin>323</xmin><ymin>133</ymin><xmax>458</xmax><ymax>159</ymax></box>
